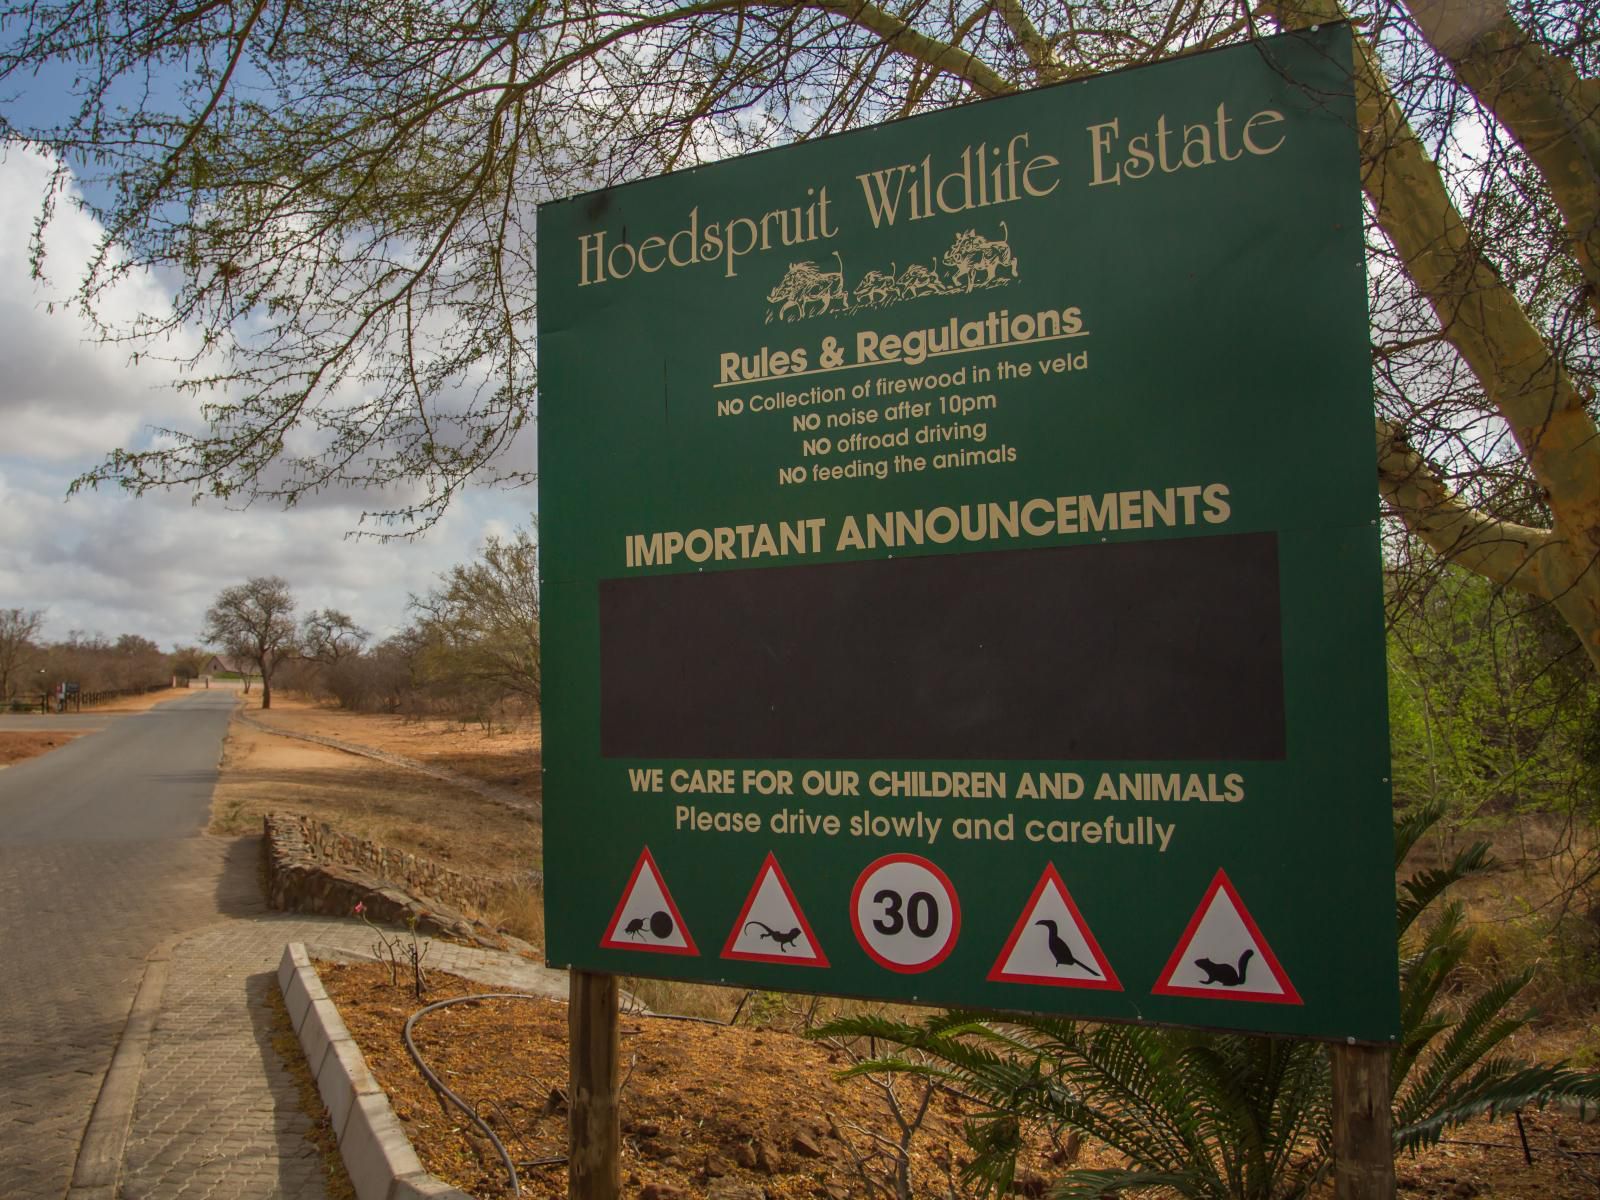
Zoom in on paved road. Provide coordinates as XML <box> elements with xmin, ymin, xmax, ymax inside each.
<box><xmin>0</xmin><ymin>692</ymin><xmax>261</xmax><ymax>1199</ymax></box>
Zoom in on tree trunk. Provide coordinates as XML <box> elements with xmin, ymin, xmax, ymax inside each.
<box><xmin>1273</xmin><ymin>0</ymin><xmax>1600</xmax><ymax>674</ymax></box>
<box><xmin>259</xmin><ymin>658</ymin><xmax>272</xmax><ymax>709</ymax></box>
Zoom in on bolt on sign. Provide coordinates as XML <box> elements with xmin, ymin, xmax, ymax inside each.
<box><xmin>537</xmin><ymin>23</ymin><xmax>1398</xmax><ymax>1043</ymax></box>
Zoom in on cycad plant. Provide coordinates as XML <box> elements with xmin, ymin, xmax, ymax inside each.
<box><xmin>814</xmin><ymin>804</ymin><xmax>1600</xmax><ymax>1199</ymax></box>
<box><xmin>1386</xmin><ymin>806</ymin><xmax>1598</xmax><ymax>1154</ymax></box>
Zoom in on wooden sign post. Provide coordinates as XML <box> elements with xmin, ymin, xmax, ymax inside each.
<box><xmin>1331</xmin><ymin>1043</ymin><xmax>1395</xmax><ymax>1199</ymax></box>
<box><xmin>568</xmin><ymin>970</ymin><xmax>621</xmax><ymax>1200</ymax></box>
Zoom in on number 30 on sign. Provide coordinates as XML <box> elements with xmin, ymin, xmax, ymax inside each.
<box><xmin>851</xmin><ymin>854</ymin><xmax>962</xmax><ymax>973</ymax></box>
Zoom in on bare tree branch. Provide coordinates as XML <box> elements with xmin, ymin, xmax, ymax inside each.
<box><xmin>810</xmin><ymin>0</ymin><xmax>1016</xmax><ymax>95</ymax></box>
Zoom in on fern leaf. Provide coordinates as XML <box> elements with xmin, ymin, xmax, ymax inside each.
<box><xmin>1396</xmin><ymin>842</ymin><xmax>1493</xmax><ymax>935</ymax></box>
<box><xmin>1395</xmin><ymin>1066</ymin><xmax>1600</xmax><ymax>1153</ymax></box>
<box><xmin>1393</xmin><ymin>800</ymin><xmax>1445</xmax><ymax>868</ymax></box>
<box><xmin>1047</xmin><ymin>1167</ymin><xmax>1207</xmax><ymax>1198</ymax></box>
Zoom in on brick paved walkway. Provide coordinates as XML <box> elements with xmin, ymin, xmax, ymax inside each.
<box><xmin>119</xmin><ymin>914</ymin><xmax>567</xmax><ymax>1199</ymax></box>
<box><xmin>0</xmin><ymin>835</ymin><xmax>255</xmax><ymax>1200</ymax></box>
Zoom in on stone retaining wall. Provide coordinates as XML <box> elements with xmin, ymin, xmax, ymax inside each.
<box><xmin>296</xmin><ymin>815</ymin><xmax>501</xmax><ymax>916</ymax></box>
<box><xmin>263</xmin><ymin>813</ymin><xmax>536</xmax><ymax>956</ymax></box>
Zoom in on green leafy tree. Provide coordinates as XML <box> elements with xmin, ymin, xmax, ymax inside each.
<box><xmin>815</xmin><ymin>805</ymin><xmax>1600</xmax><ymax>1198</ymax></box>
<box><xmin>1387</xmin><ymin>558</ymin><xmax>1599</xmax><ymax>826</ymax></box>
<box><xmin>1</xmin><ymin>0</ymin><xmax>1597</xmax><ymax>669</ymax></box>
<box><xmin>410</xmin><ymin>528</ymin><xmax>540</xmax><ymax>710</ymax></box>
<box><xmin>1385</xmin><ymin>555</ymin><xmax>1600</xmax><ymax>996</ymax></box>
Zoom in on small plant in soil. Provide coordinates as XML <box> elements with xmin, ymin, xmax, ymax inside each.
<box><xmin>355</xmin><ymin>902</ymin><xmax>431</xmax><ymax>999</ymax></box>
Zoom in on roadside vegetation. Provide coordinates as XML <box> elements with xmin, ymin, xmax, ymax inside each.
<box><xmin>249</xmin><ymin>528</ymin><xmax>541</xmax><ymax>734</ymax></box>
<box><xmin>0</xmin><ymin>610</ymin><xmax>192</xmax><ymax>710</ymax></box>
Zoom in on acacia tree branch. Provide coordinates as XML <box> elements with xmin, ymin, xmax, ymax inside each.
<box><xmin>1403</xmin><ymin>0</ymin><xmax>1600</xmax><ymax>326</ymax></box>
<box><xmin>894</xmin><ymin>2</ymin><xmax>995</xmax><ymax>117</ymax></box>
<box><xmin>15</xmin><ymin>0</ymin><xmax>1021</xmax><ymax>538</ymax></box>
<box><xmin>993</xmin><ymin>0</ymin><xmax>1065</xmax><ymax>81</ymax></box>
<box><xmin>1376</xmin><ymin>416</ymin><xmax>1552</xmax><ymax>596</ymax></box>
<box><xmin>1271</xmin><ymin>0</ymin><xmax>1600</xmax><ymax>668</ymax></box>
<box><xmin>809</xmin><ymin>0</ymin><xmax>1017</xmax><ymax>95</ymax></box>
<box><xmin>109</xmin><ymin>0</ymin><xmax>272</xmax><ymax>248</ymax></box>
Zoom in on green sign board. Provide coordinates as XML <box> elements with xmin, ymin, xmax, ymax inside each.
<box><xmin>538</xmin><ymin>24</ymin><xmax>1398</xmax><ymax>1043</ymax></box>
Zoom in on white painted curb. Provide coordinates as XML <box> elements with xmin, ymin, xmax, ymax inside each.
<box><xmin>279</xmin><ymin>943</ymin><xmax>475</xmax><ymax>1200</ymax></box>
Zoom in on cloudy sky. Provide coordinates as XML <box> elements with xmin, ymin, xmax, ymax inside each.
<box><xmin>0</xmin><ymin>146</ymin><xmax>534</xmax><ymax>650</ymax></box>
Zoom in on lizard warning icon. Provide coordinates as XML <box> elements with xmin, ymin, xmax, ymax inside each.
<box><xmin>721</xmin><ymin>852</ymin><xmax>829</xmax><ymax>967</ymax></box>
<box><xmin>1153</xmin><ymin>869</ymin><xmax>1300</xmax><ymax>1004</ymax></box>
<box><xmin>600</xmin><ymin>846</ymin><xmax>699</xmax><ymax>956</ymax></box>
<box><xmin>987</xmin><ymin>863</ymin><xmax>1120</xmax><ymax>990</ymax></box>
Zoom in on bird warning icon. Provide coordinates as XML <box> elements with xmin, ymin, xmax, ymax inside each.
<box><xmin>600</xmin><ymin>846</ymin><xmax>699</xmax><ymax>956</ymax></box>
<box><xmin>987</xmin><ymin>863</ymin><xmax>1121</xmax><ymax>991</ymax></box>
<box><xmin>1153</xmin><ymin>869</ymin><xmax>1300</xmax><ymax>1004</ymax></box>
<box><xmin>721</xmin><ymin>853</ymin><xmax>829</xmax><ymax>967</ymax></box>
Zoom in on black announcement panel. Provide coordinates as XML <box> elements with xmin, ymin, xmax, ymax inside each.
<box><xmin>599</xmin><ymin>532</ymin><xmax>1285</xmax><ymax>761</ymax></box>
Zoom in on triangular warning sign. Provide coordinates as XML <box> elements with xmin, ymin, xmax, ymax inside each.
<box><xmin>1153</xmin><ymin>869</ymin><xmax>1300</xmax><ymax>1004</ymax></box>
<box><xmin>721</xmin><ymin>853</ymin><xmax>829</xmax><ymax>967</ymax></box>
<box><xmin>987</xmin><ymin>864</ymin><xmax>1120</xmax><ymax>991</ymax></box>
<box><xmin>600</xmin><ymin>847</ymin><xmax>699</xmax><ymax>956</ymax></box>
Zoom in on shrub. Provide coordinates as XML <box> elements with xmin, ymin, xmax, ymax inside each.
<box><xmin>815</xmin><ymin>804</ymin><xmax>1600</xmax><ymax>1198</ymax></box>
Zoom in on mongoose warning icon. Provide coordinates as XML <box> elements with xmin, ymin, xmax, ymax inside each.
<box><xmin>600</xmin><ymin>846</ymin><xmax>699</xmax><ymax>956</ymax></box>
<box><xmin>1153</xmin><ymin>869</ymin><xmax>1300</xmax><ymax>1004</ymax></box>
<box><xmin>721</xmin><ymin>852</ymin><xmax>829</xmax><ymax>966</ymax></box>
<box><xmin>987</xmin><ymin>863</ymin><xmax>1120</xmax><ymax>991</ymax></box>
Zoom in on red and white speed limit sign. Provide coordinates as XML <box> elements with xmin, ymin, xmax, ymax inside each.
<box><xmin>850</xmin><ymin>854</ymin><xmax>961</xmax><ymax>973</ymax></box>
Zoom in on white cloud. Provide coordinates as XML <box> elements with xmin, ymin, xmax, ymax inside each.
<box><xmin>0</xmin><ymin>147</ymin><xmax>199</xmax><ymax>452</ymax></box>
<box><xmin>0</xmin><ymin>149</ymin><xmax>536</xmax><ymax>651</ymax></box>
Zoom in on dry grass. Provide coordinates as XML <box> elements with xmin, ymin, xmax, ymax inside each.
<box><xmin>483</xmin><ymin>880</ymin><xmax>547</xmax><ymax>948</ymax></box>
<box><xmin>245</xmin><ymin>693</ymin><xmax>541</xmax><ymax>802</ymax></box>
<box><xmin>210</xmin><ymin>712</ymin><xmax>540</xmax><ymax>880</ymax></box>
<box><xmin>621</xmin><ymin>976</ymin><xmax>747</xmax><ymax>1022</ymax></box>
<box><xmin>1404</xmin><ymin>811</ymin><xmax>1600</xmax><ymax>1031</ymax></box>
<box><xmin>318</xmin><ymin>954</ymin><xmax>1600</xmax><ymax>1200</ymax></box>
<box><xmin>618</xmin><ymin>975</ymin><xmax>954</xmax><ymax>1034</ymax></box>
<box><xmin>320</xmin><ymin>959</ymin><xmax>1089</xmax><ymax>1200</ymax></box>
<box><xmin>0</xmin><ymin>731</ymin><xmax>84</xmax><ymax>766</ymax></box>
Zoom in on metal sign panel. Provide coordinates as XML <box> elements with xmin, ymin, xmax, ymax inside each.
<box><xmin>537</xmin><ymin>24</ymin><xmax>1398</xmax><ymax>1042</ymax></box>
